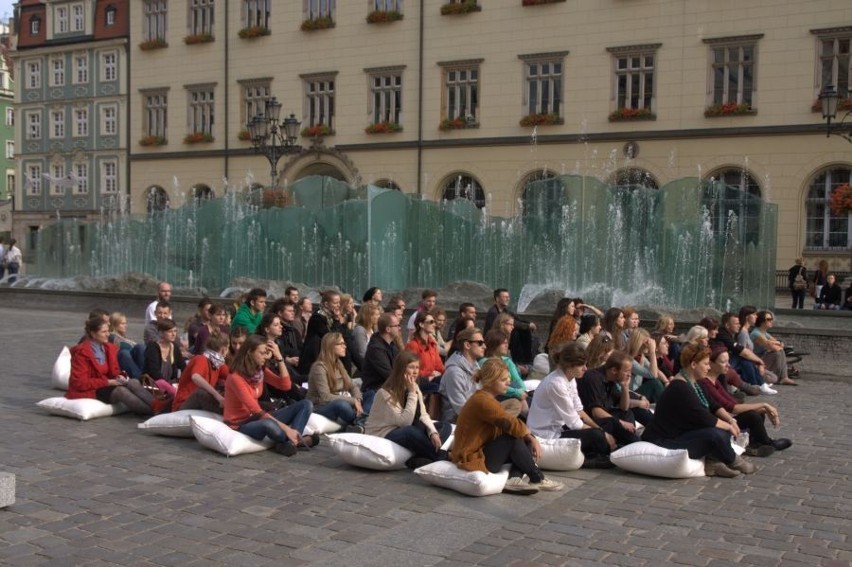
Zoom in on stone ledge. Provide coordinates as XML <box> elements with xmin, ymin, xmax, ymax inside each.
<box><xmin>0</xmin><ymin>472</ymin><xmax>15</xmax><ymax>508</ymax></box>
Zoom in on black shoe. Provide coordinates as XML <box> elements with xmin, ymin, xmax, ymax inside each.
<box><xmin>582</xmin><ymin>455</ymin><xmax>615</xmax><ymax>469</ymax></box>
<box><xmin>771</xmin><ymin>438</ymin><xmax>793</xmax><ymax>451</ymax></box>
<box><xmin>345</xmin><ymin>424</ymin><xmax>365</xmax><ymax>434</ymax></box>
<box><xmin>405</xmin><ymin>457</ymin><xmax>433</xmax><ymax>470</ymax></box>
<box><xmin>274</xmin><ymin>442</ymin><xmax>298</xmax><ymax>457</ymax></box>
<box><xmin>299</xmin><ymin>433</ymin><xmax>320</xmax><ymax>450</ymax></box>
<box><xmin>745</xmin><ymin>444</ymin><xmax>775</xmax><ymax>458</ymax></box>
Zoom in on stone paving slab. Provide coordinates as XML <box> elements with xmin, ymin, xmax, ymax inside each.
<box><xmin>0</xmin><ymin>306</ymin><xmax>850</xmax><ymax>565</ymax></box>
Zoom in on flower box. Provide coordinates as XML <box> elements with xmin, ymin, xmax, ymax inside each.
<box><xmin>519</xmin><ymin>112</ymin><xmax>563</xmax><ymax>127</ymax></box>
<box><xmin>184</xmin><ymin>33</ymin><xmax>215</xmax><ymax>45</ymax></box>
<box><xmin>300</xmin><ymin>124</ymin><xmax>333</xmax><ymax>138</ymax></box>
<box><xmin>301</xmin><ymin>17</ymin><xmax>335</xmax><ymax>31</ymax></box>
<box><xmin>238</xmin><ymin>26</ymin><xmax>270</xmax><ymax>39</ymax></box>
<box><xmin>184</xmin><ymin>132</ymin><xmax>214</xmax><ymax>144</ymax></box>
<box><xmin>237</xmin><ymin>130</ymin><xmax>252</xmax><ymax>141</ymax></box>
<box><xmin>367</xmin><ymin>10</ymin><xmax>403</xmax><ymax>24</ymax></box>
<box><xmin>704</xmin><ymin>102</ymin><xmax>756</xmax><ymax>117</ymax></box>
<box><xmin>441</xmin><ymin>1</ymin><xmax>481</xmax><ymax>16</ymax></box>
<box><xmin>139</xmin><ymin>38</ymin><xmax>168</xmax><ymax>51</ymax></box>
<box><xmin>365</xmin><ymin>122</ymin><xmax>402</xmax><ymax>134</ymax></box>
<box><xmin>139</xmin><ymin>135</ymin><xmax>167</xmax><ymax>147</ymax></box>
<box><xmin>830</xmin><ymin>184</ymin><xmax>852</xmax><ymax>216</ymax></box>
<box><xmin>811</xmin><ymin>97</ymin><xmax>852</xmax><ymax>113</ymax></box>
<box><xmin>608</xmin><ymin>108</ymin><xmax>656</xmax><ymax>122</ymax></box>
<box><xmin>522</xmin><ymin>0</ymin><xmax>566</xmax><ymax>6</ymax></box>
<box><xmin>439</xmin><ymin>117</ymin><xmax>478</xmax><ymax>130</ymax></box>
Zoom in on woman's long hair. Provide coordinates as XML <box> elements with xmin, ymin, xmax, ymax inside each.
<box><xmin>316</xmin><ymin>332</ymin><xmax>352</xmax><ymax>393</ymax></box>
<box><xmin>382</xmin><ymin>350</ymin><xmax>420</xmax><ymax>407</ymax></box>
<box><xmin>229</xmin><ymin>335</ymin><xmax>267</xmax><ymax>378</ymax></box>
<box><xmin>602</xmin><ymin>307</ymin><xmax>625</xmax><ymax>350</ymax></box>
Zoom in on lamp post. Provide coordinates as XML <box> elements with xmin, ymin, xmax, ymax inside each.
<box><xmin>818</xmin><ymin>85</ymin><xmax>852</xmax><ymax>143</ymax></box>
<box><xmin>246</xmin><ymin>96</ymin><xmax>302</xmax><ymax>188</ymax></box>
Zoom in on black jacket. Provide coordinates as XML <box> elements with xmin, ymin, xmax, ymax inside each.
<box><xmin>360</xmin><ymin>333</ymin><xmax>399</xmax><ymax>392</ymax></box>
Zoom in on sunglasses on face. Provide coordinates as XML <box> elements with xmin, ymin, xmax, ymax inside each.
<box><xmin>423</xmin><ymin>319</ymin><xmax>436</xmax><ymax>325</ymax></box>
<box><xmin>467</xmin><ymin>340</ymin><xmax>485</xmax><ymax>346</ymax></box>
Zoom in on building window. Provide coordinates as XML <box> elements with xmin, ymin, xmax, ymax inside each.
<box><xmin>106</xmin><ymin>6</ymin><xmax>117</xmax><ymax>26</ymax></box>
<box><xmin>520</xmin><ymin>53</ymin><xmax>567</xmax><ymax>118</ymax></box>
<box><xmin>815</xmin><ymin>29</ymin><xmax>852</xmax><ymax>96</ymax></box>
<box><xmin>143</xmin><ymin>0</ymin><xmax>168</xmax><ymax>41</ymax></box>
<box><xmin>30</xmin><ymin>16</ymin><xmax>41</xmax><ymax>35</ymax></box>
<box><xmin>74</xmin><ymin>54</ymin><xmax>88</xmax><ymax>84</ymax></box>
<box><xmin>191</xmin><ymin>183</ymin><xmax>214</xmax><ymax>202</ymax></box>
<box><xmin>5</xmin><ymin>141</ymin><xmax>13</xmax><ymax>159</ymax></box>
<box><xmin>27</xmin><ymin>61</ymin><xmax>41</xmax><ymax>89</ymax></box>
<box><xmin>50</xmin><ymin>109</ymin><xmax>65</xmax><ymax>138</ymax></box>
<box><xmin>26</xmin><ymin>164</ymin><xmax>42</xmax><ymax>196</ymax></box>
<box><xmin>608</xmin><ymin>44</ymin><xmax>660</xmax><ymax>112</ymax></box>
<box><xmin>304</xmin><ymin>75</ymin><xmax>335</xmax><ymax>129</ymax></box>
<box><xmin>306</xmin><ymin>0</ymin><xmax>334</xmax><ymax>19</ymax></box>
<box><xmin>101</xmin><ymin>160</ymin><xmax>118</xmax><ymax>194</ymax></box>
<box><xmin>51</xmin><ymin>58</ymin><xmax>65</xmax><ymax>87</ymax></box>
<box><xmin>101</xmin><ymin>106</ymin><xmax>117</xmax><ymax>136</ymax></box>
<box><xmin>6</xmin><ymin>174</ymin><xmax>15</xmax><ymax>195</ymax></box>
<box><xmin>73</xmin><ymin>4</ymin><xmax>85</xmax><ymax>31</ymax></box>
<box><xmin>73</xmin><ymin>162</ymin><xmax>88</xmax><ymax>194</ymax></box>
<box><xmin>440</xmin><ymin>60</ymin><xmax>480</xmax><ymax>123</ymax></box>
<box><xmin>240</xmin><ymin>80</ymin><xmax>270</xmax><ymax>125</ymax></box>
<box><xmin>50</xmin><ymin>163</ymin><xmax>66</xmax><ymax>196</ymax></box>
<box><xmin>102</xmin><ymin>52</ymin><xmax>117</xmax><ymax>82</ymax></box>
<box><xmin>187</xmin><ymin>87</ymin><xmax>215</xmax><ymax>135</ymax></box>
<box><xmin>704</xmin><ymin>168</ymin><xmax>762</xmax><ymax>245</ymax></box>
<box><xmin>442</xmin><ymin>174</ymin><xmax>485</xmax><ymax>209</ymax></box>
<box><xmin>368</xmin><ymin>70</ymin><xmax>402</xmax><ymax>125</ymax></box>
<box><xmin>74</xmin><ymin>108</ymin><xmax>89</xmax><ymax>137</ymax></box>
<box><xmin>244</xmin><ymin>0</ymin><xmax>270</xmax><ymax>28</ymax></box>
<box><xmin>57</xmin><ymin>6</ymin><xmax>68</xmax><ymax>33</ymax></box>
<box><xmin>143</xmin><ymin>90</ymin><xmax>168</xmax><ymax>137</ymax></box>
<box><xmin>373</xmin><ymin>0</ymin><xmax>402</xmax><ymax>11</ymax></box>
<box><xmin>806</xmin><ymin>167</ymin><xmax>851</xmax><ymax>250</ymax></box>
<box><xmin>5</xmin><ymin>108</ymin><xmax>13</xmax><ymax>126</ymax></box>
<box><xmin>705</xmin><ymin>36</ymin><xmax>760</xmax><ymax>107</ymax></box>
<box><xmin>26</xmin><ymin>112</ymin><xmax>41</xmax><ymax>140</ymax></box>
<box><xmin>146</xmin><ymin>185</ymin><xmax>170</xmax><ymax>213</ymax></box>
<box><xmin>190</xmin><ymin>0</ymin><xmax>214</xmax><ymax>35</ymax></box>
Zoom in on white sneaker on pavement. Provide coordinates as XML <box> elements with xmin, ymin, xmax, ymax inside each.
<box><xmin>502</xmin><ymin>477</ymin><xmax>539</xmax><ymax>495</ymax></box>
<box><xmin>759</xmin><ymin>383</ymin><xmax>778</xmax><ymax>395</ymax></box>
<box><xmin>532</xmin><ymin>477</ymin><xmax>564</xmax><ymax>491</ymax></box>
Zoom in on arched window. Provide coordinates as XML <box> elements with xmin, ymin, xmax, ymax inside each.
<box><xmin>373</xmin><ymin>179</ymin><xmax>401</xmax><ymax>191</ymax></box>
<box><xmin>704</xmin><ymin>168</ymin><xmax>763</xmax><ymax>245</ymax></box>
<box><xmin>146</xmin><ymin>185</ymin><xmax>169</xmax><ymax>214</ymax></box>
<box><xmin>191</xmin><ymin>183</ymin><xmax>214</xmax><ymax>203</ymax></box>
<box><xmin>441</xmin><ymin>174</ymin><xmax>485</xmax><ymax>209</ymax></box>
<box><xmin>520</xmin><ymin>169</ymin><xmax>562</xmax><ymax>218</ymax></box>
<box><xmin>806</xmin><ymin>166</ymin><xmax>851</xmax><ymax>250</ymax></box>
<box><xmin>610</xmin><ymin>167</ymin><xmax>659</xmax><ymax>191</ymax></box>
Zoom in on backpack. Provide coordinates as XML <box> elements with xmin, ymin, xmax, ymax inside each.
<box><xmin>793</xmin><ymin>267</ymin><xmax>807</xmax><ymax>291</ymax></box>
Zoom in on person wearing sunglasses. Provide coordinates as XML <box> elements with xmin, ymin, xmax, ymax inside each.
<box><xmin>751</xmin><ymin>311</ymin><xmax>797</xmax><ymax>385</ymax></box>
<box><xmin>307</xmin><ymin>332</ymin><xmax>365</xmax><ymax>433</ymax></box>
<box><xmin>438</xmin><ymin>327</ymin><xmax>486</xmax><ymax>423</ymax></box>
<box><xmin>405</xmin><ymin>311</ymin><xmax>446</xmax><ymax>419</ymax></box>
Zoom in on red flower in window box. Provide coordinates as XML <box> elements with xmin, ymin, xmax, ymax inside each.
<box><xmin>830</xmin><ymin>184</ymin><xmax>852</xmax><ymax>216</ymax></box>
<box><xmin>300</xmin><ymin>124</ymin><xmax>333</xmax><ymax>138</ymax></box>
<box><xmin>238</xmin><ymin>26</ymin><xmax>270</xmax><ymax>39</ymax></box>
<box><xmin>184</xmin><ymin>33</ymin><xmax>214</xmax><ymax>45</ymax></box>
<box><xmin>183</xmin><ymin>132</ymin><xmax>214</xmax><ymax>144</ymax></box>
<box><xmin>522</xmin><ymin>0</ymin><xmax>566</xmax><ymax>6</ymax></box>
<box><xmin>139</xmin><ymin>135</ymin><xmax>167</xmax><ymax>147</ymax></box>
<box><xmin>440</xmin><ymin>117</ymin><xmax>478</xmax><ymax>130</ymax></box>
<box><xmin>811</xmin><ymin>97</ymin><xmax>852</xmax><ymax>113</ymax></box>
<box><xmin>704</xmin><ymin>102</ymin><xmax>755</xmax><ymax>117</ymax></box>
<box><xmin>237</xmin><ymin>130</ymin><xmax>252</xmax><ymax>141</ymax></box>
<box><xmin>608</xmin><ymin>107</ymin><xmax>656</xmax><ymax>122</ymax></box>
<box><xmin>301</xmin><ymin>17</ymin><xmax>335</xmax><ymax>31</ymax></box>
<box><xmin>367</xmin><ymin>10</ymin><xmax>404</xmax><ymax>24</ymax></box>
<box><xmin>519</xmin><ymin>112</ymin><xmax>563</xmax><ymax>127</ymax></box>
<box><xmin>139</xmin><ymin>38</ymin><xmax>168</xmax><ymax>51</ymax></box>
<box><xmin>365</xmin><ymin>122</ymin><xmax>402</xmax><ymax>134</ymax></box>
<box><xmin>441</xmin><ymin>1</ymin><xmax>481</xmax><ymax>16</ymax></box>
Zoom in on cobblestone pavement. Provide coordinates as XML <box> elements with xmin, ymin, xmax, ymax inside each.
<box><xmin>0</xmin><ymin>306</ymin><xmax>850</xmax><ymax>566</ymax></box>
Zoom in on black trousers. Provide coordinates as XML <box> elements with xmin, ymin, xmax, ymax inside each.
<box><xmin>560</xmin><ymin>427</ymin><xmax>611</xmax><ymax>457</ymax></box>
<box><xmin>734</xmin><ymin>409</ymin><xmax>772</xmax><ymax>446</ymax></box>
<box><xmin>482</xmin><ymin>435</ymin><xmax>543</xmax><ymax>482</ymax></box>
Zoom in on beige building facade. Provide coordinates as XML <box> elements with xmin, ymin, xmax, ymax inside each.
<box><xmin>129</xmin><ymin>0</ymin><xmax>852</xmax><ymax>273</ymax></box>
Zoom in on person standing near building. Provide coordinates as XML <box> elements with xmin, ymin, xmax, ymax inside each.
<box><xmin>5</xmin><ymin>239</ymin><xmax>22</xmax><ymax>284</ymax></box>
<box><xmin>787</xmin><ymin>258</ymin><xmax>807</xmax><ymax>309</ymax></box>
<box><xmin>0</xmin><ymin>237</ymin><xmax>6</xmax><ymax>280</ymax></box>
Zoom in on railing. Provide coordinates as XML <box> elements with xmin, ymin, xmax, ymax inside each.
<box><xmin>775</xmin><ymin>270</ymin><xmax>851</xmax><ymax>290</ymax></box>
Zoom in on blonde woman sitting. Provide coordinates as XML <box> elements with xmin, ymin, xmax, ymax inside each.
<box><xmin>308</xmin><ymin>333</ymin><xmax>365</xmax><ymax>433</ymax></box>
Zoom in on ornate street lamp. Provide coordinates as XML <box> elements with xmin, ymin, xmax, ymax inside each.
<box><xmin>818</xmin><ymin>85</ymin><xmax>852</xmax><ymax>143</ymax></box>
<box><xmin>247</xmin><ymin>96</ymin><xmax>302</xmax><ymax>188</ymax></box>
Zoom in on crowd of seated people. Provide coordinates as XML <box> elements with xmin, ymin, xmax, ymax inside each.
<box><xmin>64</xmin><ymin>282</ymin><xmax>799</xmax><ymax>489</ymax></box>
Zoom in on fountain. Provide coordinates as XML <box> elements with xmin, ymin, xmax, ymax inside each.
<box><xmin>30</xmin><ymin>173</ymin><xmax>776</xmax><ymax>311</ymax></box>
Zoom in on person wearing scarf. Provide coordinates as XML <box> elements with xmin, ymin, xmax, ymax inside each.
<box><xmin>172</xmin><ymin>332</ymin><xmax>230</xmax><ymax>413</ymax></box>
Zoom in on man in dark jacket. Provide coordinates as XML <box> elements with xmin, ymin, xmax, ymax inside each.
<box><xmin>359</xmin><ymin>313</ymin><xmax>401</xmax><ymax>413</ymax></box>
<box><xmin>298</xmin><ymin>290</ymin><xmax>344</xmax><ymax>375</ymax></box>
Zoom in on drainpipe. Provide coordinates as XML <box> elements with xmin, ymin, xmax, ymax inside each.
<box><xmin>416</xmin><ymin>0</ymin><xmax>424</xmax><ymax>196</ymax></box>
<box><xmin>223</xmin><ymin>0</ymin><xmax>229</xmax><ymax>182</ymax></box>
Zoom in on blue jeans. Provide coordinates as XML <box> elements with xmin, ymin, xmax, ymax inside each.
<box><xmin>360</xmin><ymin>388</ymin><xmax>377</xmax><ymax>415</ymax></box>
<box><xmin>315</xmin><ymin>398</ymin><xmax>357</xmax><ymax>425</ymax></box>
<box><xmin>118</xmin><ymin>344</ymin><xmax>146</xmax><ymax>378</ymax></box>
<box><xmin>652</xmin><ymin>427</ymin><xmax>736</xmax><ymax>465</ymax></box>
<box><xmin>385</xmin><ymin>421</ymin><xmax>452</xmax><ymax>461</ymax></box>
<box><xmin>6</xmin><ymin>261</ymin><xmax>19</xmax><ymax>283</ymax></box>
<box><xmin>732</xmin><ymin>356</ymin><xmax>763</xmax><ymax>386</ymax></box>
<box><xmin>238</xmin><ymin>399</ymin><xmax>313</xmax><ymax>445</ymax></box>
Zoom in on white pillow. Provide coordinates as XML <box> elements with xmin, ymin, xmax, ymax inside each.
<box><xmin>610</xmin><ymin>442</ymin><xmax>705</xmax><ymax>478</ymax></box>
<box><xmin>414</xmin><ymin>460</ymin><xmax>509</xmax><ymax>496</ymax></box>
<box><xmin>51</xmin><ymin>347</ymin><xmax>71</xmax><ymax>391</ymax></box>
<box><xmin>36</xmin><ymin>396</ymin><xmax>127</xmax><ymax>421</ymax></box>
<box><xmin>537</xmin><ymin>438</ymin><xmax>584</xmax><ymax>471</ymax></box>
<box><xmin>303</xmin><ymin>413</ymin><xmax>342</xmax><ymax>435</ymax></box>
<box><xmin>189</xmin><ymin>416</ymin><xmax>272</xmax><ymax>456</ymax></box>
<box><xmin>327</xmin><ymin>433</ymin><xmax>413</xmax><ymax>470</ymax></box>
<box><xmin>523</xmin><ymin>379</ymin><xmax>541</xmax><ymax>392</ymax></box>
<box><xmin>137</xmin><ymin>410</ymin><xmax>223</xmax><ymax>437</ymax></box>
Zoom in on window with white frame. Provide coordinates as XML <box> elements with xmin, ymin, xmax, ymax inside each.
<box><xmin>101</xmin><ymin>106</ymin><xmax>117</xmax><ymax>135</ymax></box>
<box><xmin>26</xmin><ymin>111</ymin><xmax>41</xmax><ymax>139</ymax></box>
<box><xmin>73</xmin><ymin>162</ymin><xmax>88</xmax><ymax>194</ymax></box>
<box><xmin>367</xmin><ymin>69</ymin><xmax>402</xmax><ymax>125</ymax></box>
<box><xmin>244</xmin><ymin>0</ymin><xmax>270</xmax><ymax>28</ymax></box>
<box><xmin>74</xmin><ymin>108</ymin><xmax>89</xmax><ymax>137</ymax></box>
<box><xmin>30</xmin><ymin>16</ymin><xmax>41</xmax><ymax>35</ymax></box>
<box><xmin>102</xmin><ymin>52</ymin><xmax>117</xmax><ymax>82</ymax></box>
<box><xmin>440</xmin><ymin>60</ymin><xmax>480</xmax><ymax>123</ymax></box>
<box><xmin>806</xmin><ymin>167</ymin><xmax>851</xmax><ymax>250</ymax></box>
<box><xmin>106</xmin><ymin>6</ymin><xmax>116</xmax><ymax>26</ymax></box>
<box><xmin>26</xmin><ymin>164</ymin><xmax>42</xmax><ymax>196</ymax></box>
<box><xmin>373</xmin><ymin>0</ymin><xmax>402</xmax><ymax>11</ymax></box>
<box><xmin>306</xmin><ymin>0</ymin><xmax>334</xmax><ymax>20</ymax></box>
<box><xmin>50</xmin><ymin>58</ymin><xmax>65</xmax><ymax>86</ymax></box>
<box><xmin>50</xmin><ymin>163</ymin><xmax>66</xmax><ymax>195</ymax></box>
<box><xmin>101</xmin><ymin>160</ymin><xmax>118</xmax><ymax>193</ymax></box>
<box><xmin>240</xmin><ymin>80</ymin><xmax>270</xmax><ymax>125</ymax></box>
<box><xmin>27</xmin><ymin>61</ymin><xmax>41</xmax><ymax>89</ymax></box>
<box><xmin>72</xmin><ymin>4</ymin><xmax>84</xmax><ymax>32</ymax></box>
<box><xmin>814</xmin><ymin>28</ymin><xmax>852</xmax><ymax>98</ymax></box>
<box><xmin>303</xmin><ymin>74</ymin><xmax>335</xmax><ymax>128</ymax></box>
<box><xmin>6</xmin><ymin>174</ymin><xmax>14</xmax><ymax>195</ymax></box>
<box><xmin>143</xmin><ymin>90</ymin><xmax>168</xmax><ymax>137</ymax></box>
<box><xmin>56</xmin><ymin>6</ymin><xmax>68</xmax><ymax>33</ymax></box>
<box><xmin>520</xmin><ymin>52</ymin><xmax>567</xmax><ymax>118</ymax></box>
<box><xmin>143</xmin><ymin>0</ymin><xmax>168</xmax><ymax>41</ymax></box>
<box><xmin>5</xmin><ymin>108</ymin><xmax>13</xmax><ymax>126</ymax></box>
<box><xmin>50</xmin><ymin>109</ymin><xmax>65</xmax><ymax>138</ymax></box>
<box><xmin>190</xmin><ymin>0</ymin><xmax>215</xmax><ymax>35</ymax></box>
<box><xmin>608</xmin><ymin>44</ymin><xmax>660</xmax><ymax>111</ymax></box>
<box><xmin>5</xmin><ymin>141</ymin><xmax>13</xmax><ymax>159</ymax></box>
<box><xmin>74</xmin><ymin>54</ymin><xmax>88</xmax><ymax>84</ymax></box>
<box><xmin>187</xmin><ymin>87</ymin><xmax>215</xmax><ymax>135</ymax></box>
<box><xmin>704</xmin><ymin>36</ymin><xmax>760</xmax><ymax>107</ymax></box>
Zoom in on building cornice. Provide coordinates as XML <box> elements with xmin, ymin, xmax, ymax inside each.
<box><xmin>606</xmin><ymin>43</ymin><xmax>662</xmax><ymax>54</ymax></box>
<box><xmin>11</xmin><ymin>37</ymin><xmax>128</xmax><ymax>58</ymax></box>
<box><xmin>702</xmin><ymin>34</ymin><xmax>765</xmax><ymax>45</ymax></box>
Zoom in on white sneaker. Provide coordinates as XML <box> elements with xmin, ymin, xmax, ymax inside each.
<box><xmin>502</xmin><ymin>477</ymin><xmax>538</xmax><ymax>495</ymax></box>
<box><xmin>759</xmin><ymin>383</ymin><xmax>778</xmax><ymax>395</ymax></box>
<box><xmin>532</xmin><ymin>477</ymin><xmax>564</xmax><ymax>491</ymax></box>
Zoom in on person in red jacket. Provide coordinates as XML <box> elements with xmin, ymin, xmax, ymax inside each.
<box><xmin>223</xmin><ymin>335</ymin><xmax>317</xmax><ymax>456</ymax></box>
<box><xmin>405</xmin><ymin>311</ymin><xmax>445</xmax><ymax>418</ymax></box>
<box><xmin>67</xmin><ymin>316</ymin><xmax>155</xmax><ymax>416</ymax></box>
<box><xmin>172</xmin><ymin>331</ymin><xmax>230</xmax><ymax>413</ymax></box>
